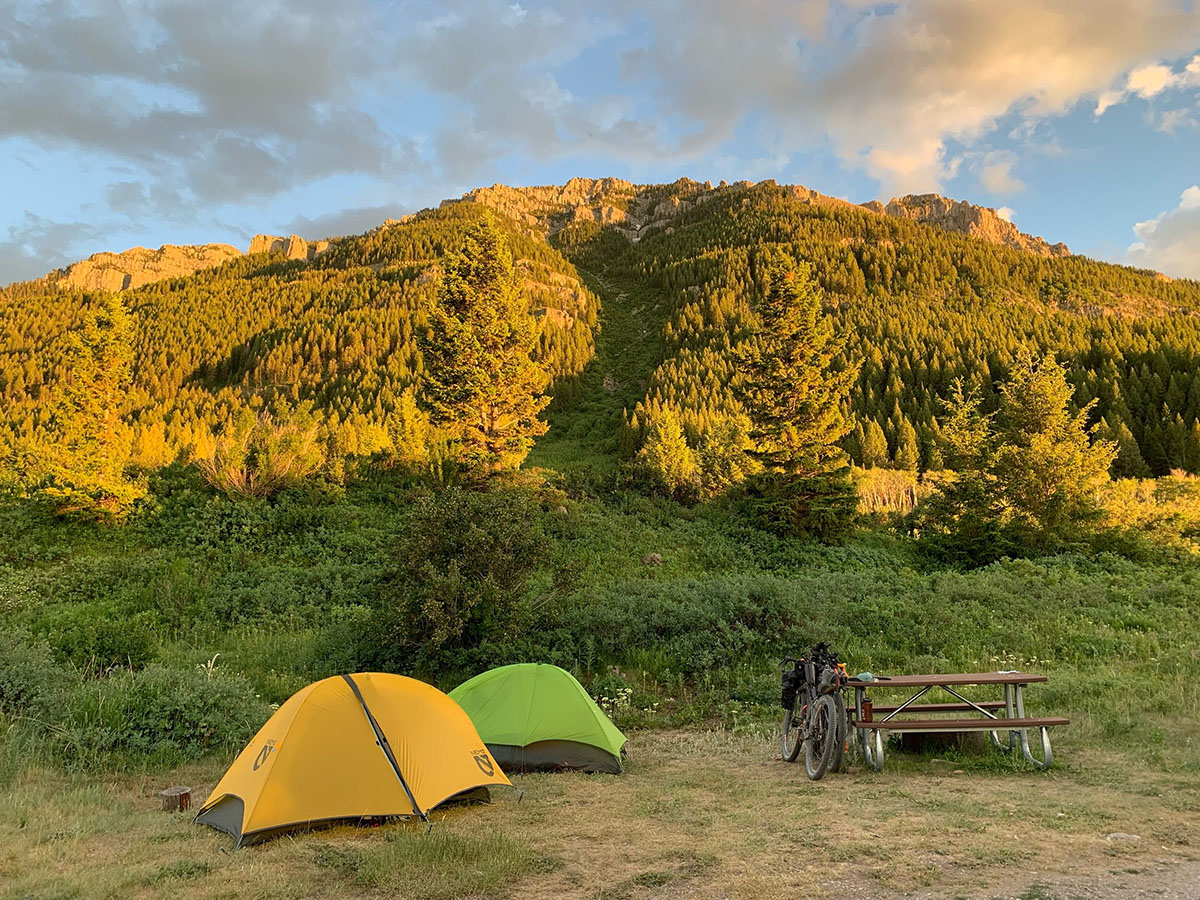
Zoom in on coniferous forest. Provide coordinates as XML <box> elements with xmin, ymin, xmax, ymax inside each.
<box><xmin>6</xmin><ymin>177</ymin><xmax>1200</xmax><ymax>488</ymax></box>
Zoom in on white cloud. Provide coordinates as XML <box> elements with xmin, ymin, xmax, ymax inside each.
<box><xmin>1129</xmin><ymin>63</ymin><xmax>1175</xmax><ymax>96</ymax></box>
<box><xmin>996</xmin><ymin>206</ymin><xmax>1016</xmax><ymax>222</ymax></box>
<box><xmin>979</xmin><ymin>151</ymin><xmax>1026</xmax><ymax>195</ymax></box>
<box><xmin>621</xmin><ymin>1</ymin><xmax>1200</xmax><ymax>194</ymax></box>
<box><xmin>1126</xmin><ymin>185</ymin><xmax>1200</xmax><ymax>279</ymax></box>
<box><xmin>1095</xmin><ymin>53</ymin><xmax>1200</xmax><ymax>114</ymax></box>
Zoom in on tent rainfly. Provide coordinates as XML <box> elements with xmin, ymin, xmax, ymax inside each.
<box><xmin>195</xmin><ymin>673</ymin><xmax>509</xmax><ymax>846</ymax></box>
<box><xmin>450</xmin><ymin>663</ymin><xmax>627</xmax><ymax>774</ymax></box>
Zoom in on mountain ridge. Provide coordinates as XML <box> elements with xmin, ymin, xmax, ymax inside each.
<box><xmin>11</xmin><ymin>178</ymin><xmax>1077</xmax><ymax>293</ymax></box>
<box><xmin>456</xmin><ymin>178</ymin><xmax>1072</xmax><ymax>258</ymax></box>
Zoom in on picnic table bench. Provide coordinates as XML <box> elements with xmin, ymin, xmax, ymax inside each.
<box><xmin>847</xmin><ymin>671</ymin><xmax>1068</xmax><ymax>771</ymax></box>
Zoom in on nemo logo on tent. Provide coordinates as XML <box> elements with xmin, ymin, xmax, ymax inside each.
<box><xmin>472</xmin><ymin>750</ymin><xmax>494</xmax><ymax>776</ymax></box>
<box><xmin>252</xmin><ymin>740</ymin><xmax>277</xmax><ymax>771</ymax></box>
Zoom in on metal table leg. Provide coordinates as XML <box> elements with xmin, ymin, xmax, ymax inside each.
<box><xmin>854</xmin><ymin>686</ymin><xmax>884</xmax><ymax>771</ymax></box>
<box><xmin>1014</xmin><ymin>683</ymin><xmax>1053</xmax><ymax>768</ymax></box>
<box><xmin>990</xmin><ymin>683</ymin><xmax>1017</xmax><ymax>751</ymax></box>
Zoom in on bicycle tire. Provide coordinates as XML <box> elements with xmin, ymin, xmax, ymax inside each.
<box><xmin>781</xmin><ymin>705</ymin><xmax>803</xmax><ymax>762</ymax></box>
<box><xmin>804</xmin><ymin>694</ymin><xmax>837</xmax><ymax>780</ymax></box>
<box><xmin>829</xmin><ymin>692</ymin><xmax>847</xmax><ymax>773</ymax></box>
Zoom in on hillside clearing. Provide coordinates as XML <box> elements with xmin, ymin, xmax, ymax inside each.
<box><xmin>3</xmin><ymin>729</ymin><xmax>1197</xmax><ymax>900</ymax></box>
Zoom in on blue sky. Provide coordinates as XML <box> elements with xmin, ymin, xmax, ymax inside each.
<box><xmin>2</xmin><ymin>0</ymin><xmax>1199</xmax><ymax>283</ymax></box>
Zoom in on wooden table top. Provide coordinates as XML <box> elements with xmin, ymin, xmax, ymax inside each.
<box><xmin>847</xmin><ymin>671</ymin><xmax>1048</xmax><ymax>688</ymax></box>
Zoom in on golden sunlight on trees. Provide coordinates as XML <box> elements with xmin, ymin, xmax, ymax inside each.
<box><xmin>918</xmin><ymin>350</ymin><xmax>1117</xmax><ymax>562</ymax></box>
<box><xmin>3</xmin><ymin>294</ymin><xmax>145</xmax><ymax>520</ymax></box>
<box><xmin>419</xmin><ymin>218</ymin><xmax>550</xmax><ymax>477</ymax></box>
<box><xmin>193</xmin><ymin>402</ymin><xmax>325</xmax><ymax>499</ymax></box>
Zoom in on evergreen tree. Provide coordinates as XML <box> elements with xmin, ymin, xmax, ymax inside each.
<box><xmin>419</xmin><ymin>218</ymin><xmax>549</xmax><ymax>475</ymax></box>
<box><xmin>639</xmin><ymin>408</ymin><xmax>700</xmax><ymax>500</ymax></box>
<box><xmin>6</xmin><ymin>294</ymin><xmax>144</xmax><ymax>520</ymax></box>
<box><xmin>920</xmin><ymin>353</ymin><xmax>1117</xmax><ymax>561</ymax></box>
<box><xmin>861</xmin><ymin>420</ymin><xmax>889</xmax><ymax>468</ymax></box>
<box><xmin>386</xmin><ymin>388</ymin><xmax>431</xmax><ymax>473</ymax></box>
<box><xmin>733</xmin><ymin>259</ymin><xmax>857</xmax><ymax>537</ymax></box>
<box><xmin>894</xmin><ymin>418</ymin><xmax>920</xmax><ymax>471</ymax></box>
<box><xmin>915</xmin><ymin>382</ymin><xmax>1006</xmax><ymax>564</ymax></box>
<box><xmin>697</xmin><ymin>415</ymin><xmax>760</xmax><ymax>499</ymax></box>
<box><xmin>1105</xmin><ymin>420</ymin><xmax>1151</xmax><ymax>479</ymax></box>
<box><xmin>736</xmin><ymin>260</ymin><xmax>854</xmax><ymax>477</ymax></box>
<box><xmin>992</xmin><ymin>350</ymin><xmax>1116</xmax><ymax>540</ymax></box>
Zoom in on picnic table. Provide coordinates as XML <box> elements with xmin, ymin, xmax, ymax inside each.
<box><xmin>847</xmin><ymin>671</ymin><xmax>1068</xmax><ymax>771</ymax></box>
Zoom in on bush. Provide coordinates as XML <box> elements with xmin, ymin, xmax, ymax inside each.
<box><xmin>368</xmin><ymin>486</ymin><xmax>550</xmax><ymax>678</ymax></box>
<box><xmin>56</xmin><ymin>663</ymin><xmax>270</xmax><ymax>763</ymax></box>
<box><xmin>539</xmin><ymin>576</ymin><xmax>802</xmax><ymax>673</ymax></box>
<box><xmin>43</xmin><ymin>606</ymin><xmax>160</xmax><ymax>670</ymax></box>
<box><xmin>193</xmin><ymin>402</ymin><xmax>325</xmax><ymax>499</ymax></box>
<box><xmin>738</xmin><ymin>472</ymin><xmax>858</xmax><ymax>542</ymax></box>
<box><xmin>0</xmin><ymin>627</ymin><xmax>68</xmax><ymax>718</ymax></box>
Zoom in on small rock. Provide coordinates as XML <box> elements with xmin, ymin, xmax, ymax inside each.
<box><xmin>555</xmin><ymin>505</ymin><xmax>567</xmax><ymax>514</ymax></box>
<box><xmin>642</xmin><ymin>553</ymin><xmax>663</xmax><ymax>567</ymax></box>
<box><xmin>1106</xmin><ymin>832</ymin><xmax>1141</xmax><ymax>843</ymax></box>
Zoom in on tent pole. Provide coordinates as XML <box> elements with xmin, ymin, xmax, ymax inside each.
<box><xmin>341</xmin><ymin>675</ymin><xmax>428</xmax><ymax>822</ymax></box>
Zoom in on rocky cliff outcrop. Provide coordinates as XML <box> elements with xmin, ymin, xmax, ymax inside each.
<box><xmin>458</xmin><ymin>177</ymin><xmax>723</xmax><ymax>241</ymax></box>
<box><xmin>247</xmin><ymin>234</ymin><xmax>331</xmax><ymax>260</ymax></box>
<box><xmin>458</xmin><ymin>178</ymin><xmax>1070</xmax><ymax>260</ymax></box>
<box><xmin>878</xmin><ymin>194</ymin><xmax>1070</xmax><ymax>258</ymax></box>
<box><xmin>456</xmin><ymin>178</ymin><xmax>640</xmax><ymax>234</ymax></box>
<box><xmin>49</xmin><ymin>243</ymin><xmax>243</xmax><ymax>292</ymax></box>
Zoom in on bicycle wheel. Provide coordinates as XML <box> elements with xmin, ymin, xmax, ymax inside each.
<box><xmin>781</xmin><ymin>704</ymin><xmax>804</xmax><ymax>762</ymax></box>
<box><xmin>829</xmin><ymin>691</ymin><xmax>848</xmax><ymax>773</ymax></box>
<box><xmin>804</xmin><ymin>694</ymin><xmax>837</xmax><ymax>780</ymax></box>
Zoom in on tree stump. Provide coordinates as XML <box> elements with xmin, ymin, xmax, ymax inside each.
<box><xmin>160</xmin><ymin>786</ymin><xmax>191</xmax><ymax>812</ymax></box>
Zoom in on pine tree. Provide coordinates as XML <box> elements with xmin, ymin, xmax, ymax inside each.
<box><xmin>894</xmin><ymin>418</ymin><xmax>920</xmax><ymax>471</ymax></box>
<box><xmin>6</xmin><ymin>294</ymin><xmax>145</xmax><ymax>520</ymax></box>
<box><xmin>736</xmin><ymin>260</ymin><xmax>854</xmax><ymax>477</ymax></box>
<box><xmin>387</xmin><ymin>388</ymin><xmax>431</xmax><ymax>473</ymax></box>
<box><xmin>697</xmin><ymin>415</ymin><xmax>760</xmax><ymax>499</ymax></box>
<box><xmin>915</xmin><ymin>381</ymin><xmax>1006</xmax><ymax>564</ymax></box>
<box><xmin>419</xmin><ymin>218</ymin><xmax>549</xmax><ymax>475</ymax></box>
<box><xmin>732</xmin><ymin>258</ymin><xmax>858</xmax><ymax>537</ymax></box>
<box><xmin>1106</xmin><ymin>420</ymin><xmax>1151</xmax><ymax>479</ymax></box>
<box><xmin>639</xmin><ymin>408</ymin><xmax>700</xmax><ymax>500</ymax></box>
<box><xmin>861</xmin><ymin>420</ymin><xmax>889</xmax><ymax>468</ymax></box>
<box><xmin>992</xmin><ymin>350</ymin><xmax>1116</xmax><ymax>539</ymax></box>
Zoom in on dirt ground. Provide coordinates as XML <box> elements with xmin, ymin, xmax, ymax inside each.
<box><xmin>2</xmin><ymin>728</ymin><xmax>1197</xmax><ymax>900</ymax></box>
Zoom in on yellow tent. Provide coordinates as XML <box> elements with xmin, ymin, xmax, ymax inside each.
<box><xmin>195</xmin><ymin>673</ymin><xmax>510</xmax><ymax>846</ymax></box>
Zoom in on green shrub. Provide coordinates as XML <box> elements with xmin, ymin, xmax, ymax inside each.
<box><xmin>0</xmin><ymin>627</ymin><xmax>68</xmax><ymax>718</ymax></box>
<box><xmin>42</xmin><ymin>605</ymin><xmax>161</xmax><ymax>671</ymax></box>
<box><xmin>534</xmin><ymin>575</ymin><xmax>802</xmax><ymax>676</ymax></box>
<box><xmin>56</xmin><ymin>663</ymin><xmax>269</xmax><ymax>763</ymax></box>
<box><xmin>367</xmin><ymin>486</ymin><xmax>549</xmax><ymax>678</ymax></box>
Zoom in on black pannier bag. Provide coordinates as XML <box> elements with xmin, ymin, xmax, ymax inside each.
<box><xmin>781</xmin><ymin>666</ymin><xmax>802</xmax><ymax>710</ymax></box>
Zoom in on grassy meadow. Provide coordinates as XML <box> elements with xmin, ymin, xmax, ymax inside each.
<box><xmin>2</xmin><ymin>465</ymin><xmax>1199</xmax><ymax>898</ymax></box>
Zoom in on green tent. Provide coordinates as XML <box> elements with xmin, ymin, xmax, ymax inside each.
<box><xmin>449</xmin><ymin>664</ymin><xmax>627</xmax><ymax>774</ymax></box>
